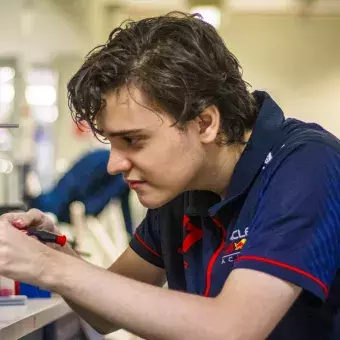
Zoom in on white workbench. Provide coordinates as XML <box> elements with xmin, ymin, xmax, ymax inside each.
<box><xmin>0</xmin><ymin>296</ymin><xmax>73</xmax><ymax>339</ymax></box>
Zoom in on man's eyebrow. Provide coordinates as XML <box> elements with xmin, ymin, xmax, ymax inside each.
<box><xmin>106</xmin><ymin>129</ymin><xmax>145</xmax><ymax>137</ymax></box>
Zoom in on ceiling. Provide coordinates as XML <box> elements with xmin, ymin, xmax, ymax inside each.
<box><xmin>101</xmin><ymin>0</ymin><xmax>340</xmax><ymax>14</ymax></box>
<box><xmin>227</xmin><ymin>0</ymin><xmax>340</xmax><ymax>14</ymax></box>
<box><xmin>48</xmin><ymin>0</ymin><xmax>340</xmax><ymax>21</ymax></box>
<box><xmin>45</xmin><ymin>0</ymin><xmax>340</xmax><ymax>45</ymax></box>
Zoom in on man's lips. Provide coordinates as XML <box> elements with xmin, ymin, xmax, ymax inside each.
<box><xmin>125</xmin><ymin>179</ymin><xmax>147</xmax><ymax>189</ymax></box>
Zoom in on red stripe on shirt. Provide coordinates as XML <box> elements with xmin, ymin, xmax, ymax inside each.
<box><xmin>235</xmin><ymin>255</ymin><xmax>328</xmax><ymax>296</ymax></box>
<box><xmin>135</xmin><ymin>233</ymin><xmax>162</xmax><ymax>258</ymax></box>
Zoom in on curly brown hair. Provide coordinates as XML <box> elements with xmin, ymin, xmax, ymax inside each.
<box><xmin>67</xmin><ymin>11</ymin><xmax>257</xmax><ymax>144</ymax></box>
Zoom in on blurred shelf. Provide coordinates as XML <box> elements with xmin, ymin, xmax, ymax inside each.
<box><xmin>0</xmin><ymin>296</ymin><xmax>73</xmax><ymax>339</ymax></box>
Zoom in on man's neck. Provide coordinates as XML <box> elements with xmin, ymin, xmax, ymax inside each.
<box><xmin>192</xmin><ymin>130</ymin><xmax>252</xmax><ymax>198</ymax></box>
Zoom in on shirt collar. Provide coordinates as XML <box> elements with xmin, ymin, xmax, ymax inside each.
<box><xmin>186</xmin><ymin>91</ymin><xmax>285</xmax><ymax>217</ymax></box>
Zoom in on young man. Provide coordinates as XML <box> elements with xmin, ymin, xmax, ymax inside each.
<box><xmin>1</xmin><ymin>12</ymin><xmax>340</xmax><ymax>340</ymax></box>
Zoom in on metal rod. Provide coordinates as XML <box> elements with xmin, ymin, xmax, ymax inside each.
<box><xmin>0</xmin><ymin>124</ymin><xmax>19</xmax><ymax>128</ymax></box>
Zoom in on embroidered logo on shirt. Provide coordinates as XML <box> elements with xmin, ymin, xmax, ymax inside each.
<box><xmin>264</xmin><ymin>152</ymin><xmax>273</xmax><ymax>165</ymax></box>
<box><xmin>262</xmin><ymin>151</ymin><xmax>273</xmax><ymax>170</ymax></box>
<box><xmin>221</xmin><ymin>228</ymin><xmax>249</xmax><ymax>264</ymax></box>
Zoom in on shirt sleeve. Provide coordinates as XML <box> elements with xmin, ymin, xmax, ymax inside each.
<box><xmin>233</xmin><ymin>142</ymin><xmax>340</xmax><ymax>300</ymax></box>
<box><xmin>129</xmin><ymin>209</ymin><xmax>164</xmax><ymax>268</ymax></box>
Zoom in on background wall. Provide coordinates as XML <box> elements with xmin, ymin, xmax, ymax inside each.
<box><xmin>0</xmin><ymin>0</ymin><xmax>88</xmax><ymax>64</ymax></box>
<box><xmin>221</xmin><ymin>13</ymin><xmax>340</xmax><ymax>136</ymax></box>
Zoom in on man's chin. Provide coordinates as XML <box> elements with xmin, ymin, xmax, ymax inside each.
<box><xmin>136</xmin><ymin>192</ymin><xmax>177</xmax><ymax>209</ymax></box>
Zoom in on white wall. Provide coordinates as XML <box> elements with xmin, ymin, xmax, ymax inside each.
<box><xmin>220</xmin><ymin>14</ymin><xmax>340</xmax><ymax>136</ymax></box>
<box><xmin>0</xmin><ymin>0</ymin><xmax>88</xmax><ymax>64</ymax></box>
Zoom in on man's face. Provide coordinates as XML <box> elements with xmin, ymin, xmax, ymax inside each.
<box><xmin>98</xmin><ymin>87</ymin><xmax>206</xmax><ymax>209</ymax></box>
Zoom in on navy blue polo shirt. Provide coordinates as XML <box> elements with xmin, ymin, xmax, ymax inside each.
<box><xmin>130</xmin><ymin>91</ymin><xmax>340</xmax><ymax>339</ymax></box>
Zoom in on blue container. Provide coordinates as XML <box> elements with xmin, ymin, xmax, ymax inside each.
<box><xmin>19</xmin><ymin>282</ymin><xmax>51</xmax><ymax>298</ymax></box>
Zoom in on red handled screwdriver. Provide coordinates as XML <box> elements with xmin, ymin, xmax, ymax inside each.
<box><xmin>27</xmin><ymin>230</ymin><xmax>67</xmax><ymax>246</ymax></box>
<box><xmin>12</xmin><ymin>221</ymin><xmax>67</xmax><ymax>246</ymax></box>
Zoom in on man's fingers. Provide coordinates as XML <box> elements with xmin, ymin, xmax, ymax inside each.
<box><xmin>2</xmin><ymin>209</ymin><xmax>45</xmax><ymax>229</ymax></box>
<box><xmin>25</xmin><ymin>209</ymin><xmax>46</xmax><ymax>226</ymax></box>
<box><xmin>1</xmin><ymin>212</ymin><xmax>26</xmax><ymax>225</ymax></box>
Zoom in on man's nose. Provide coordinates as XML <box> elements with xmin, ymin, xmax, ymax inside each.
<box><xmin>107</xmin><ymin>151</ymin><xmax>132</xmax><ymax>175</ymax></box>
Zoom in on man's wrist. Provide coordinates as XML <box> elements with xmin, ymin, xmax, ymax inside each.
<box><xmin>41</xmin><ymin>246</ymin><xmax>87</xmax><ymax>294</ymax></box>
<box><xmin>41</xmin><ymin>247</ymin><xmax>69</xmax><ymax>291</ymax></box>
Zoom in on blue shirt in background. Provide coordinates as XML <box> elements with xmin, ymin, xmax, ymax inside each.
<box><xmin>31</xmin><ymin>149</ymin><xmax>132</xmax><ymax>234</ymax></box>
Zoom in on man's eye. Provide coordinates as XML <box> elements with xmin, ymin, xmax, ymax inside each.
<box><xmin>122</xmin><ymin>136</ymin><xmax>140</xmax><ymax>145</ymax></box>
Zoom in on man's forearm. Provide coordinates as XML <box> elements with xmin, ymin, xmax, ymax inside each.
<box><xmin>64</xmin><ymin>298</ymin><xmax>120</xmax><ymax>334</ymax></box>
<box><xmin>45</xmin><ymin>251</ymin><xmax>226</xmax><ymax>340</ymax></box>
<box><xmin>59</xmin><ymin>245</ymin><xmax>120</xmax><ymax>334</ymax></box>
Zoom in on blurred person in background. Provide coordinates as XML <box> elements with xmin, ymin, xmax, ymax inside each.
<box><xmin>1</xmin><ymin>12</ymin><xmax>340</xmax><ymax>340</ymax></box>
<box><xmin>27</xmin><ymin>149</ymin><xmax>133</xmax><ymax>235</ymax></box>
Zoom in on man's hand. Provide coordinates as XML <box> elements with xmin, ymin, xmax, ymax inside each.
<box><xmin>0</xmin><ymin>218</ymin><xmax>55</xmax><ymax>287</ymax></box>
<box><xmin>1</xmin><ymin>209</ymin><xmax>76</xmax><ymax>256</ymax></box>
<box><xmin>2</xmin><ymin>208</ymin><xmax>57</xmax><ymax>233</ymax></box>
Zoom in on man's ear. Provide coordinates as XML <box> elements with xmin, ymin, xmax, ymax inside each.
<box><xmin>195</xmin><ymin>105</ymin><xmax>221</xmax><ymax>144</ymax></box>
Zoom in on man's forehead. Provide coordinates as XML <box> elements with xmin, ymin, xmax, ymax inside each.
<box><xmin>104</xmin><ymin>85</ymin><xmax>149</xmax><ymax>108</ymax></box>
<box><xmin>97</xmin><ymin>87</ymin><xmax>173</xmax><ymax>134</ymax></box>
<box><xmin>96</xmin><ymin>89</ymin><xmax>145</xmax><ymax>129</ymax></box>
